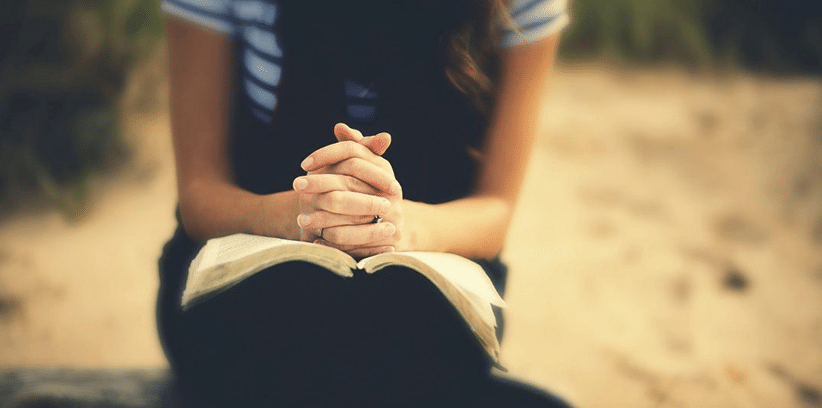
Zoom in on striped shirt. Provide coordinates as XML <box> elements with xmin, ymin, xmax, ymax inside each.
<box><xmin>162</xmin><ymin>0</ymin><xmax>569</xmax><ymax>124</ymax></box>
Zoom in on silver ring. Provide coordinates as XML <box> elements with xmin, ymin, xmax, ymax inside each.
<box><xmin>372</xmin><ymin>215</ymin><xmax>382</xmax><ymax>224</ymax></box>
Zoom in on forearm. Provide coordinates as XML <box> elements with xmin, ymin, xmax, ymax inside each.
<box><xmin>178</xmin><ymin>179</ymin><xmax>301</xmax><ymax>242</ymax></box>
<box><xmin>407</xmin><ymin>34</ymin><xmax>562</xmax><ymax>260</ymax></box>
<box><xmin>404</xmin><ymin>195</ymin><xmax>512</xmax><ymax>260</ymax></box>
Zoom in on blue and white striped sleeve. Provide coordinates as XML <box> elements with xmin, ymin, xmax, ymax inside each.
<box><xmin>500</xmin><ymin>0</ymin><xmax>569</xmax><ymax>48</ymax></box>
<box><xmin>161</xmin><ymin>0</ymin><xmax>236</xmax><ymax>35</ymax></box>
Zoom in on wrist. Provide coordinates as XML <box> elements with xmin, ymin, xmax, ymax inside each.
<box><xmin>401</xmin><ymin>200</ymin><xmax>435</xmax><ymax>252</ymax></box>
<box><xmin>399</xmin><ymin>196</ymin><xmax>512</xmax><ymax>259</ymax></box>
<box><xmin>250</xmin><ymin>190</ymin><xmax>301</xmax><ymax>240</ymax></box>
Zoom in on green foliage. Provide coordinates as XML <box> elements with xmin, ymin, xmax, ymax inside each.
<box><xmin>561</xmin><ymin>0</ymin><xmax>711</xmax><ymax>63</ymax></box>
<box><xmin>700</xmin><ymin>1</ymin><xmax>822</xmax><ymax>73</ymax></box>
<box><xmin>0</xmin><ymin>0</ymin><xmax>163</xmax><ymax>217</ymax></box>
<box><xmin>560</xmin><ymin>0</ymin><xmax>822</xmax><ymax>73</ymax></box>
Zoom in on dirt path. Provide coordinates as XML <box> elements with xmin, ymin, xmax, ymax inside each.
<box><xmin>1</xmin><ymin>64</ymin><xmax>820</xmax><ymax>408</ymax></box>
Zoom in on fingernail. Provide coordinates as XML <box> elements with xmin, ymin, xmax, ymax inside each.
<box><xmin>383</xmin><ymin>223</ymin><xmax>396</xmax><ymax>237</ymax></box>
<box><xmin>379</xmin><ymin>198</ymin><xmax>391</xmax><ymax>213</ymax></box>
<box><xmin>389</xmin><ymin>181</ymin><xmax>401</xmax><ymax>195</ymax></box>
<box><xmin>293</xmin><ymin>177</ymin><xmax>308</xmax><ymax>190</ymax></box>
<box><xmin>297</xmin><ymin>214</ymin><xmax>312</xmax><ymax>227</ymax></box>
<box><xmin>388</xmin><ymin>246</ymin><xmax>395</xmax><ymax>252</ymax></box>
<box><xmin>301</xmin><ymin>156</ymin><xmax>314</xmax><ymax>170</ymax></box>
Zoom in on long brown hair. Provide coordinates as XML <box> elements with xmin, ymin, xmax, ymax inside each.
<box><xmin>442</xmin><ymin>0</ymin><xmax>512</xmax><ymax>111</ymax></box>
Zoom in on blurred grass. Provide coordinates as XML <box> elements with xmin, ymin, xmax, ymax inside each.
<box><xmin>0</xmin><ymin>0</ymin><xmax>163</xmax><ymax>219</ymax></box>
<box><xmin>561</xmin><ymin>0</ymin><xmax>711</xmax><ymax>64</ymax></box>
<box><xmin>0</xmin><ymin>0</ymin><xmax>819</xmax><ymax>218</ymax></box>
<box><xmin>561</xmin><ymin>0</ymin><xmax>822</xmax><ymax>73</ymax></box>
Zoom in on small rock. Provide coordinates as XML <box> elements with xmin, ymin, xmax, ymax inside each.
<box><xmin>765</xmin><ymin>363</ymin><xmax>821</xmax><ymax>406</ymax></box>
<box><xmin>0</xmin><ymin>296</ymin><xmax>20</xmax><ymax>320</ymax></box>
<box><xmin>722</xmin><ymin>266</ymin><xmax>749</xmax><ymax>292</ymax></box>
<box><xmin>798</xmin><ymin>384</ymin><xmax>822</xmax><ymax>406</ymax></box>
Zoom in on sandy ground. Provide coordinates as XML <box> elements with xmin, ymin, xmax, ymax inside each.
<box><xmin>1</xmin><ymin>60</ymin><xmax>821</xmax><ymax>408</ymax></box>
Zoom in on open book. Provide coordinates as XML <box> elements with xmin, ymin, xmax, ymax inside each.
<box><xmin>183</xmin><ymin>233</ymin><xmax>507</xmax><ymax>367</ymax></box>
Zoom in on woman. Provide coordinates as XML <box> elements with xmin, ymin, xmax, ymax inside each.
<box><xmin>157</xmin><ymin>0</ymin><xmax>571</xmax><ymax>406</ymax></box>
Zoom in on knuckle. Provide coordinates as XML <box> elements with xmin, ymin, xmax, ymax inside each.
<box><xmin>342</xmin><ymin>140</ymin><xmax>361</xmax><ymax>155</ymax></box>
<box><xmin>369</xmin><ymin>198</ymin><xmax>382</xmax><ymax>214</ymax></box>
<box><xmin>321</xmin><ymin>175</ymin><xmax>338</xmax><ymax>191</ymax></box>
<box><xmin>317</xmin><ymin>174</ymin><xmax>334</xmax><ymax>188</ymax></box>
<box><xmin>376</xmin><ymin>157</ymin><xmax>392</xmax><ymax>170</ymax></box>
<box><xmin>371</xmin><ymin>226</ymin><xmax>386</xmax><ymax>241</ymax></box>
<box><xmin>330</xmin><ymin>192</ymin><xmax>347</xmax><ymax>212</ymax></box>
<box><xmin>323</xmin><ymin>228</ymin><xmax>340</xmax><ymax>243</ymax></box>
<box><xmin>345</xmin><ymin>176</ymin><xmax>365</xmax><ymax>192</ymax></box>
<box><xmin>311</xmin><ymin>212</ymin><xmax>326</xmax><ymax>227</ymax></box>
<box><xmin>348</xmin><ymin>157</ymin><xmax>365</xmax><ymax>171</ymax></box>
<box><xmin>335</xmin><ymin>158</ymin><xmax>352</xmax><ymax>173</ymax></box>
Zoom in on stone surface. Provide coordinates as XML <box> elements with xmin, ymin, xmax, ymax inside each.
<box><xmin>0</xmin><ymin>368</ymin><xmax>180</xmax><ymax>408</ymax></box>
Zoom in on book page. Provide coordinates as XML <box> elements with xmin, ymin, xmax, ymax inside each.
<box><xmin>184</xmin><ymin>234</ymin><xmax>357</xmax><ymax>308</ymax></box>
<box><xmin>463</xmin><ymin>289</ymin><xmax>497</xmax><ymax>329</ymax></box>
<box><xmin>196</xmin><ymin>233</ymin><xmax>315</xmax><ymax>272</ymax></box>
<box><xmin>365</xmin><ymin>252</ymin><xmax>506</xmax><ymax>307</ymax></box>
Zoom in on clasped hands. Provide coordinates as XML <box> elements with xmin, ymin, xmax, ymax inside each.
<box><xmin>293</xmin><ymin>123</ymin><xmax>405</xmax><ymax>258</ymax></box>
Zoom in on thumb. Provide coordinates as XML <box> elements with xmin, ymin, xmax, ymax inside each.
<box><xmin>333</xmin><ymin>122</ymin><xmax>363</xmax><ymax>142</ymax></box>
<box><xmin>360</xmin><ymin>132</ymin><xmax>391</xmax><ymax>156</ymax></box>
<box><xmin>334</xmin><ymin>123</ymin><xmax>391</xmax><ymax>156</ymax></box>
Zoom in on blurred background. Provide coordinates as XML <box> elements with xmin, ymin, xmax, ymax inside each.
<box><xmin>0</xmin><ymin>1</ymin><xmax>820</xmax><ymax>407</ymax></box>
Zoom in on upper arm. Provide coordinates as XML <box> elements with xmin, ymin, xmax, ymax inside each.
<box><xmin>166</xmin><ymin>16</ymin><xmax>237</xmax><ymax>193</ymax></box>
<box><xmin>474</xmin><ymin>33</ymin><xmax>561</xmax><ymax>203</ymax></box>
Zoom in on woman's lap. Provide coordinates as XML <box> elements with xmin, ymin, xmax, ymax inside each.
<box><xmin>157</xmin><ymin>260</ymin><xmax>571</xmax><ymax>407</ymax></box>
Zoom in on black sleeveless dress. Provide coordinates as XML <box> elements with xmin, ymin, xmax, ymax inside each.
<box><xmin>156</xmin><ymin>1</ymin><xmax>570</xmax><ymax>407</ymax></box>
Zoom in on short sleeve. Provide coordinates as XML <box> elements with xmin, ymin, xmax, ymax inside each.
<box><xmin>500</xmin><ymin>0</ymin><xmax>570</xmax><ymax>48</ymax></box>
<box><xmin>161</xmin><ymin>0</ymin><xmax>236</xmax><ymax>35</ymax></box>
